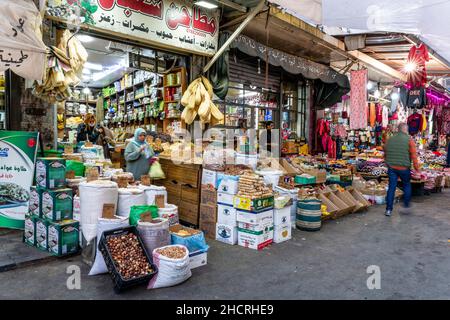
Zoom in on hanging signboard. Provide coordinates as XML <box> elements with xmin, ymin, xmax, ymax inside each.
<box><xmin>0</xmin><ymin>0</ymin><xmax>47</xmax><ymax>81</ymax></box>
<box><xmin>0</xmin><ymin>131</ymin><xmax>39</xmax><ymax>229</ymax></box>
<box><xmin>46</xmin><ymin>0</ymin><xmax>219</xmax><ymax>56</ymax></box>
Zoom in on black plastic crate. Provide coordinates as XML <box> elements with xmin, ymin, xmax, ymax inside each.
<box><xmin>99</xmin><ymin>226</ymin><xmax>158</xmax><ymax>294</ymax></box>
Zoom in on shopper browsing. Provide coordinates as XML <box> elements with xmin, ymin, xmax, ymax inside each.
<box><xmin>125</xmin><ymin>128</ymin><xmax>155</xmax><ymax>180</ymax></box>
<box><xmin>384</xmin><ymin>123</ymin><xmax>420</xmax><ymax>216</ymax></box>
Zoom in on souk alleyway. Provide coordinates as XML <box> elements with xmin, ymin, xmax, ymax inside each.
<box><xmin>1</xmin><ymin>191</ymin><xmax>449</xmax><ymax>300</ymax></box>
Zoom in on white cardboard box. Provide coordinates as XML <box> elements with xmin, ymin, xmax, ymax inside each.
<box><xmin>217</xmin><ymin>192</ymin><xmax>235</xmax><ymax>206</ymax></box>
<box><xmin>217</xmin><ymin>173</ymin><xmax>239</xmax><ymax>195</ymax></box>
<box><xmin>189</xmin><ymin>251</ymin><xmax>208</xmax><ymax>269</ymax></box>
<box><xmin>273</xmin><ymin>206</ymin><xmax>291</xmax><ymax>226</ymax></box>
<box><xmin>201</xmin><ymin>169</ymin><xmax>217</xmax><ymax>188</ymax></box>
<box><xmin>237</xmin><ymin>221</ymin><xmax>273</xmax><ymax>233</ymax></box>
<box><xmin>273</xmin><ymin>222</ymin><xmax>292</xmax><ymax>243</ymax></box>
<box><xmin>237</xmin><ymin>208</ymin><xmax>273</xmax><ymax>225</ymax></box>
<box><xmin>217</xmin><ymin>204</ymin><xmax>237</xmax><ymax>226</ymax></box>
<box><xmin>216</xmin><ymin>223</ymin><xmax>238</xmax><ymax>245</ymax></box>
<box><xmin>237</xmin><ymin>227</ymin><xmax>273</xmax><ymax>250</ymax></box>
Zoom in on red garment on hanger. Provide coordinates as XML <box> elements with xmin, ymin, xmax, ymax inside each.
<box><xmin>375</xmin><ymin>103</ymin><xmax>383</xmax><ymax>123</ymax></box>
<box><xmin>407</xmin><ymin>43</ymin><xmax>429</xmax><ymax>87</ymax></box>
<box><xmin>327</xmin><ymin>137</ymin><xmax>336</xmax><ymax>159</ymax></box>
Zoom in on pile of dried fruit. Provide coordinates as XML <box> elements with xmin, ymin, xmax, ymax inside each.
<box><xmin>106</xmin><ymin>233</ymin><xmax>153</xmax><ymax>280</ymax></box>
<box><xmin>237</xmin><ymin>173</ymin><xmax>273</xmax><ymax>199</ymax></box>
<box><xmin>155</xmin><ymin>246</ymin><xmax>187</xmax><ymax>259</ymax></box>
<box><xmin>223</xmin><ymin>164</ymin><xmax>253</xmax><ymax>176</ymax></box>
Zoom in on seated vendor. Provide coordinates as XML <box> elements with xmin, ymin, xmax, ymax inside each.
<box><xmin>298</xmin><ymin>137</ymin><xmax>309</xmax><ymax>155</ymax></box>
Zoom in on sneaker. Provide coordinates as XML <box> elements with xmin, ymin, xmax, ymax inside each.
<box><xmin>385</xmin><ymin>210</ymin><xmax>392</xmax><ymax>216</ymax></box>
<box><xmin>399</xmin><ymin>204</ymin><xmax>414</xmax><ymax>215</ymax></box>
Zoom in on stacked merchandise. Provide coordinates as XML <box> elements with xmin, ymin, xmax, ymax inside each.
<box><xmin>214</xmin><ymin>165</ymin><xmax>252</xmax><ymax>245</ymax></box>
<box><xmin>273</xmin><ymin>196</ymin><xmax>292</xmax><ymax>243</ymax></box>
<box><xmin>25</xmin><ymin>158</ymin><xmax>79</xmax><ymax>257</ymax></box>
<box><xmin>199</xmin><ymin>168</ymin><xmax>219</xmax><ymax>240</ymax></box>
<box><xmin>234</xmin><ymin>173</ymin><xmax>275</xmax><ymax>250</ymax></box>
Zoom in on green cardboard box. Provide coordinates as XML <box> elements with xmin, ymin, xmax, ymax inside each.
<box><xmin>35</xmin><ymin>157</ymin><xmax>66</xmax><ymax>189</ymax></box>
<box><xmin>47</xmin><ymin>220</ymin><xmax>79</xmax><ymax>256</ymax></box>
<box><xmin>35</xmin><ymin>218</ymin><xmax>49</xmax><ymax>251</ymax></box>
<box><xmin>23</xmin><ymin>214</ymin><xmax>37</xmax><ymax>246</ymax></box>
<box><xmin>29</xmin><ymin>186</ymin><xmax>43</xmax><ymax>217</ymax></box>
<box><xmin>41</xmin><ymin>188</ymin><xmax>73</xmax><ymax>221</ymax></box>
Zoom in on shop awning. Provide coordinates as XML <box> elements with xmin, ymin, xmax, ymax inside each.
<box><xmin>0</xmin><ymin>0</ymin><xmax>47</xmax><ymax>81</ymax></box>
<box><xmin>227</xmin><ymin>32</ymin><xmax>350</xmax><ymax>89</ymax></box>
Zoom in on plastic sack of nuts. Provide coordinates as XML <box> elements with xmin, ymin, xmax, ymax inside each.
<box><xmin>89</xmin><ymin>216</ymin><xmax>129</xmax><ymax>276</ymax></box>
<box><xmin>137</xmin><ymin>218</ymin><xmax>170</xmax><ymax>256</ymax></box>
<box><xmin>147</xmin><ymin>245</ymin><xmax>191</xmax><ymax>289</ymax></box>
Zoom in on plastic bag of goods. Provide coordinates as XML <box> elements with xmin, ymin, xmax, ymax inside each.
<box><xmin>149</xmin><ymin>161</ymin><xmax>166</xmax><ymax>179</ymax></box>
<box><xmin>147</xmin><ymin>245</ymin><xmax>191</xmax><ymax>289</ymax></box>
<box><xmin>129</xmin><ymin>205</ymin><xmax>159</xmax><ymax>226</ymax></box>
<box><xmin>158</xmin><ymin>204</ymin><xmax>179</xmax><ymax>226</ymax></box>
<box><xmin>170</xmin><ymin>225</ymin><xmax>209</xmax><ymax>254</ymax></box>
<box><xmin>137</xmin><ymin>218</ymin><xmax>170</xmax><ymax>255</ymax></box>
<box><xmin>89</xmin><ymin>216</ymin><xmax>129</xmax><ymax>275</ymax></box>
<box><xmin>111</xmin><ymin>172</ymin><xmax>134</xmax><ymax>183</ymax></box>
<box><xmin>255</xmin><ymin>169</ymin><xmax>283</xmax><ymax>188</ymax></box>
<box><xmin>138</xmin><ymin>185</ymin><xmax>167</xmax><ymax>205</ymax></box>
<box><xmin>117</xmin><ymin>188</ymin><xmax>146</xmax><ymax>217</ymax></box>
<box><xmin>66</xmin><ymin>160</ymin><xmax>85</xmax><ymax>177</ymax></box>
<box><xmin>73</xmin><ymin>195</ymin><xmax>81</xmax><ymax>222</ymax></box>
<box><xmin>79</xmin><ymin>180</ymin><xmax>119</xmax><ymax>243</ymax></box>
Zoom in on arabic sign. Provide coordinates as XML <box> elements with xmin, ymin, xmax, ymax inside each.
<box><xmin>47</xmin><ymin>0</ymin><xmax>219</xmax><ymax>55</ymax></box>
<box><xmin>0</xmin><ymin>0</ymin><xmax>47</xmax><ymax>80</ymax></box>
<box><xmin>0</xmin><ymin>131</ymin><xmax>39</xmax><ymax>230</ymax></box>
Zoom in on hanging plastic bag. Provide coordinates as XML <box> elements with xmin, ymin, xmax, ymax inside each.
<box><xmin>149</xmin><ymin>161</ymin><xmax>165</xmax><ymax>179</ymax></box>
<box><xmin>129</xmin><ymin>205</ymin><xmax>159</xmax><ymax>226</ymax></box>
<box><xmin>147</xmin><ymin>245</ymin><xmax>191</xmax><ymax>289</ymax></box>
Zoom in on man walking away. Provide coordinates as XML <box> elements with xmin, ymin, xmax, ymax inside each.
<box><xmin>384</xmin><ymin>123</ymin><xmax>420</xmax><ymax>216</ymax></box>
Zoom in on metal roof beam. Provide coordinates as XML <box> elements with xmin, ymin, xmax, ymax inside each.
<box><xmin>214</xmin><ymin>0</ymin><xmax>248</xmax><ymax>13</ymax></box>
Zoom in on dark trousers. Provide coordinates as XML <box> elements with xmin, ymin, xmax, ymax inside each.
<box><xmin>386</xmin><ymin>167</ymin><xmax>412</xmax><ymax>211</ymax></box>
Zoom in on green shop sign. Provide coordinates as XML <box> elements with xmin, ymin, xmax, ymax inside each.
<box><xmin>0</xmin><ymin>131</ymin><xmax>39</xmax><ymax>229</ymax></box>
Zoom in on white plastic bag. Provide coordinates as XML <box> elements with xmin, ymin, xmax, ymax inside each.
<box><xmin>147</xmin><ymin>245</ymin><xmax>192</xmax><ymax>289</ymax></box>
<box><xmin>79</xmin><ymin>180</ymin><xmax>118</xmax><ymax>244</ymax></box>
<box><xmin>137</xmin><ymin>218</ymin><xmax>170</xmax><ymax>255</ymax></box>
<box><xmin>88</xmin><ymin>216</ymin><xmax>129</xmax><ymax>276</ymax></box>
<box><xmin>117</xmin><ymin>188</ymin><xmax>146</xmax><ymax>217</ymax></box>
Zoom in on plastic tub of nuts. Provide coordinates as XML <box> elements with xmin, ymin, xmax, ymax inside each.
<box><xmin>99</xmin><ymin>226</ymin><xmax>158</xmax><ymax>293</ymax></box>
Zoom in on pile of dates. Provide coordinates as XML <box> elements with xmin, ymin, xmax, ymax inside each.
<box><xmin>106</xmin><ymin>233</ymin><xmax>153</xmax><ymax>280</ymax></box>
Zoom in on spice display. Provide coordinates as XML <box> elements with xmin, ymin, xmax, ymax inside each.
<box><xmin>155</xmin><ymin>246</ymin><xmax>187</xmax><ymax>259</ymax></box>
<box><xmin>237</xmin><ymin>173</ymin><xmax>273</xmax><ymax>199</ymax></box>
<box><xmin>106</xmin><ymin>233</ymin><xmax>153</xmax><ymax>280</ymax></box>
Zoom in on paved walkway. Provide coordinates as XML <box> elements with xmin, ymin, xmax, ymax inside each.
<box><xmin>0</xmin><ymin>191</ymin><xmax>449</xmax><ymax>299</ymax></box>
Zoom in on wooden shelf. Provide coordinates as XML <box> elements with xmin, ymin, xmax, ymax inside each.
<box><xmin>164</xmin><ymin>100</ymin><xmax>180</xmax><ymax>104</ymax></box>
<box><xmin>165</xmin><ymin>84</ymin><xmax>182</xmax><ymax>88</ymax></box>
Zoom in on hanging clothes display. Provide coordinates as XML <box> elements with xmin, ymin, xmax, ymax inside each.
<box><xmin>407</xmin><ymin>87</ymin><xmax>427</xmax><ymax>108</ymax></box>
<box><xmin>397</xmin><ymin>105</ymin><xmax>408</xmax><ymax>123</ymax></box>
<box><xmin>407</xmin><ymin>43</ymin><xmax>430</xmax><ymax>88</ymax></box>
<box><xmin>442</xmin><ymin>108</ymin><xmax>450</xmax><ymax>134</ymax></box>
<box><xmin>369</xmin><ymin>102</ymin><xmax>376</xmax><ymax>127</ymax></box>
<box><xmin>375</xmin><ymin>103</ymin><xmax>383</xmax><ymax>124</ymax></box>
<box><xmin>382</xmin><ymin>105</ymin><xmax>389</xmax><ymax>128</ymax></box>
<box><xmin>407</xmin><ymin>113</ymin><xmax>424</xmax><ymax>135</ymax></box>
<box><xmin>349</xmin><ymin>69</ymin><xmax>368</xmax><ymax>129</ymax></box>
<box><xmin>390</xmin><ymin>87</ymin><xmax>400</xmax><ymax>113</ymax></box>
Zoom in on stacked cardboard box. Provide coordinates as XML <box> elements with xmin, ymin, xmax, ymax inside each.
<box><xmin>199</xmin><ymin>169</ymin><xmax>218</xmax><ymax>239</ymax></box>
<box><xmin>273</xmin><ymin>198</ymin><xmax>292</xmax><ymax>243</ymax></box>
<box><xmin>215</xmin><ymin>173</ymin><xmax>240</xmax><ymax>245</ymax></box>
<box><xmin>25</xmin><ymin>158</ymin><xmax>79</xmax><ymax>257</ymax></box>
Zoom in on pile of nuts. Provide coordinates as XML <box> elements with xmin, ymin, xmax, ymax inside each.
<box><xmin>106</xmin><ymin>233</ymin><xmax>153</xmax><ymax>280</ymax></box>
<box><xmin>156</xmin><ymin>246</ymin><xmax>187</xmax><ymax>259</ymax></box>
<box><xmin>223</xmin><ymin>164</ymin><xmax>252</xmax><ymax>176</ymax></box>
<box><xmin>237</xmin><ymin>173</ymin><xmax>273</xmax><ymax>199</ymax></box>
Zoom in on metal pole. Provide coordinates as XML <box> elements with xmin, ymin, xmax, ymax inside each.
<box><xmin>203</xmin><ymin>0</ymin><xmax>266</xmax><ymax>74</ymax></box>
<box><xmin>215</xmin><ymin>0</ymin><xmax>247</xmax><ymax>13</ymax></box>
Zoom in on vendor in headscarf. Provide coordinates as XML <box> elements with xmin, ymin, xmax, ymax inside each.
<box><xmin>124</xmin><ymin>128</ymin><xmax>155</xmax><ymax>180</ymax></box>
